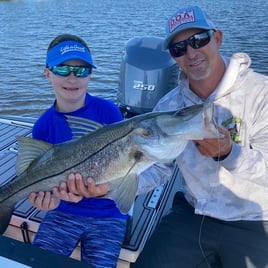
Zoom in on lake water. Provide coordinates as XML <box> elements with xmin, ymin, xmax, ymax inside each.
<box><xmin>1</xmin><ymin>0</ymin><xmax>268</xmax><ymax>117</ymax></box>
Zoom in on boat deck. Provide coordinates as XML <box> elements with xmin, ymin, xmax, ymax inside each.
<box><xmin>0</xmin><ymin>116</ymin><xmax>181</xmax><ymax>268</ymax></box>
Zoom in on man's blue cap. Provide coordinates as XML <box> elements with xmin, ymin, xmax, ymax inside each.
<box><xmin>163</xmin><ymin>6</ymin><xmax>217</xmax><ymax>49</ymax></box>
<box><xmin>46</xmin><ymin>40</ymin><xmax>96</xmax><ymax>68</ymax></box>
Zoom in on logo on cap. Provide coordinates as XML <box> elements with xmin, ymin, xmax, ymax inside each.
<box><xmin>60</xmin><ymin>44</ymin><xmax>86</xmax><ymax>55</ymax></box>
<box><xmin>169</xmin><ymin>9</ymin><xmax>196</xmax><ymax>33</ymax></box>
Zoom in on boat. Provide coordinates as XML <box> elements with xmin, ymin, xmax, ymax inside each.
<box><xmin>0</xmin><ymin>36</ymin><xmax>181</xmax><ymax>267</ymax></box>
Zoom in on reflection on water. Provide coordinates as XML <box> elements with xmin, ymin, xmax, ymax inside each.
<box><xmin>1</xmin><ymin>0</ymin><xmax>268</xmax><ymax>117</ymax></box>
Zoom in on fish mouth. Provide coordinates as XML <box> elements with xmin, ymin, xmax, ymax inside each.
<box><xmin>155</xmin><ymin>103</ymin><xmax>221</xmax><ymax>139</ymax></box>
<box><xmin>155</xmin><ymin>104</ymin><xmax>204</xmax><ymax>136</ymax></box>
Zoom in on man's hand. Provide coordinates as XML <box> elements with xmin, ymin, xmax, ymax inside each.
<box><xmin>193</xmin><ymin>127</ymin><xmax>232</xmax><ymax>158</ymax></box>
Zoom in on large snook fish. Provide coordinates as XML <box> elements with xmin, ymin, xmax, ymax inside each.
<box><xmin>0</xmin><ymin>102</ymin><xmax>221</xmax><ymax>234</ymax></box>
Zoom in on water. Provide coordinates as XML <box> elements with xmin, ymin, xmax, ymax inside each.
<box><xmin>1</xmin><ymin>0</ymin><xmax>268</xmax><ymax>117</ymax></box>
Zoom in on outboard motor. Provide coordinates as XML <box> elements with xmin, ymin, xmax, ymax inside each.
<box><xmin>117</xmin><ymin>36</ymin><xmax>179</xmax><ymax>118</ymax></box>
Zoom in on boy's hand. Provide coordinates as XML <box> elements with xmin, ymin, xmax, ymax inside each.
<box><xmin>65</xmin><ymin>173</ymin><xmax>109</xmax><ymax>198</ymax></box>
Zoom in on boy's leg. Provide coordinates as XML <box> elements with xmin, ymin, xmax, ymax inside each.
<box><xmin>33</xmin><ymin>211</ymin><xmax>82</xmax><ymax>256</ymax></box>
<box><xmin>81</xmin><ymin>217</ymin><xmax>127</xmax><ymax>268</ymax></box>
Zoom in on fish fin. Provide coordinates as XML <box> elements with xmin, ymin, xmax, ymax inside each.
<box><xmin>107</xmin><ymin>174</ymin><xmax>138</xmax><ymax>214</ymax></box>
<box><xmin>16</xmin><ymin>136</ymin><xmax>53</xmax><ymax>175</ymax></box>
<box><xmin>65</xmin><ymin>115</ymin><xmax>104</xmax><ymax>139</ymax></box>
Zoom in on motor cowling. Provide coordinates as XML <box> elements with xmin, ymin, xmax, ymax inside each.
<box><xmin>117</xmin><ymin>36</ymin><xmax>179</xmax><ymax>118</ymax></box>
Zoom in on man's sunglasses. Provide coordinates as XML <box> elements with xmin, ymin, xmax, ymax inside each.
<box><xmin>168</xmin><ymin>29</ymin><xmax>215</xmax><ymax>58</ymax></box>
<box><xmin>48</xmin><ymin>65</ymin><xmax>92</xmax><ymax>78</ymax></box>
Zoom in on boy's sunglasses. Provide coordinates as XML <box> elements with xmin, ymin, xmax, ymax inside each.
<box><xmin>168</xmin><ymin>29</ymin><xmax>215</xmax><ymax>58</ymax></box>
<box><xmin>48</xmin><ymin>65</ymin><xmax>92</xmax><ymax>78</ymax></box>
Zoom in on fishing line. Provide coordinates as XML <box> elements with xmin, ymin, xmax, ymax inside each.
<box><xmin>180</xmin><ymin>98</ymin><xmax>222</xmax><ymax>266</ymax></box>
<box><xmin>198</xmin><ymin>134</ymin><xmax>221</xmax><ymax>268</ymax></box>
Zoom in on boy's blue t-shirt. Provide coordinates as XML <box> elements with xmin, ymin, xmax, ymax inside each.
<box><xmin>32</xmin><ymin>93</ymin><xmax>127</xmax><ymax>219</ymax></box>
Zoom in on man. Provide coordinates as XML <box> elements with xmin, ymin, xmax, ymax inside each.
<box><xmin>133</xmin><ymin>5</ymin><xmax>268</xmax><ymax>268</ymax></box>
